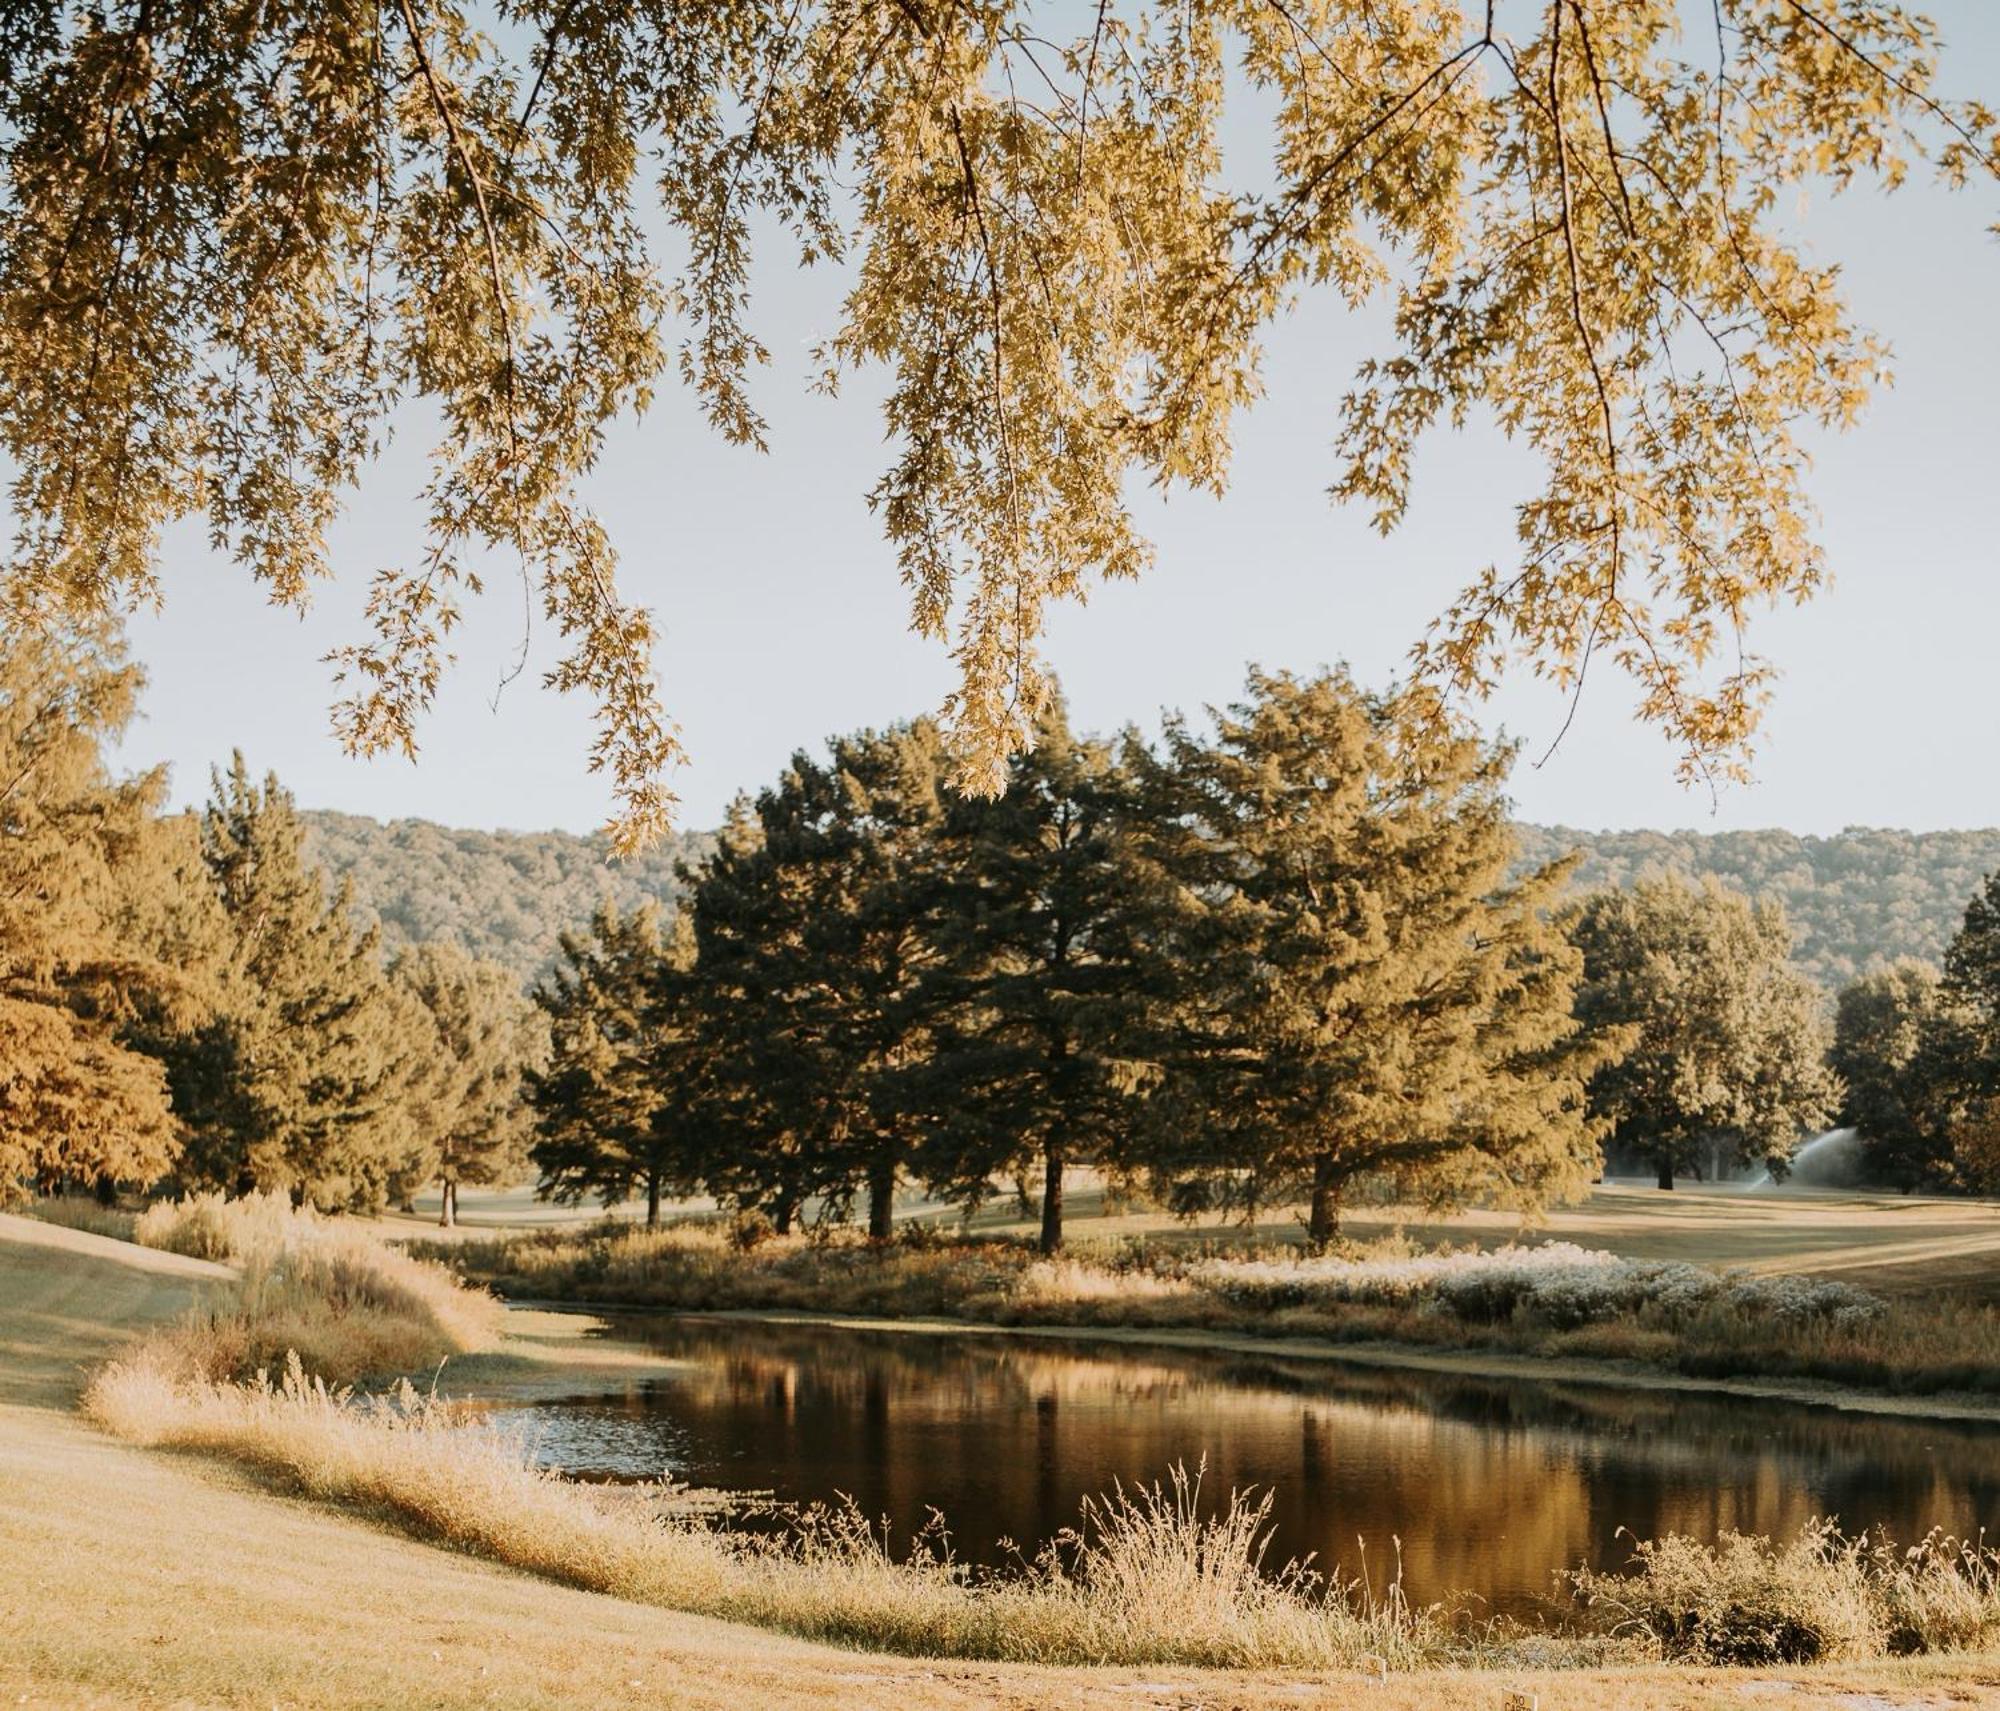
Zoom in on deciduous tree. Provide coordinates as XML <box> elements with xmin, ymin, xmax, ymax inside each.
<box><xmin>1564</xmin><ymin>876</ymin><xmax>1838</xmax><ymax>1189</ymax></box>
<box><xmin>5</xmin><ymin>4</ymin><xmax>1994</xmax><ymax>838</ymax></box>
<box><xmin>1830</xmin><ymin>959</ymin><xmax>1951</xmax><ymax>1187</ymax></box>
<box><xmin>0</xmin><ymin>618</ymin><xmax>216</xmax><ymax>1199</ymax></box>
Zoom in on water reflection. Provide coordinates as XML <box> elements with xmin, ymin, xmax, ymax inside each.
<box><xmin>486</xmin><ymin>1316</ymin><xmax>2000</xmax><ymax>1616</ymax></box>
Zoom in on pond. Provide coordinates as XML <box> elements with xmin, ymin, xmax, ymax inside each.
<box><xmin>485</xmin><ymin>1314</ymin><xmax>2000</xmax><ymax>1618</ymax></box>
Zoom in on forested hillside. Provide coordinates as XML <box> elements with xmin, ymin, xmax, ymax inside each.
<box><xmin>300</xmin><ymin>812</ymin><xmax>712</xmax><ymax>985</ymax></box>
<box><xmin>302</xmin><ymin>810</ymin><xmax>2000</xmax><ymax>991</ymax></box>
<box><xmin>1515</xmin><ymin>827</ymin><xmax>2000</xmax><ymax>989</ymax></box>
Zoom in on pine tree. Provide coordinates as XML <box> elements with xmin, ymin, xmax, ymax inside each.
<box><xmin>687</xmin><ymin>728</ymin><xmax>946</xmax><ymax>1238</ymax></box>
<box><xmin>0</xmin><ymin>617</ymin><xmax>215</xmax><ymax>1199</ymax></box>
<box><xmin>1136</xmin><ymin>669</ymin><xmax>1610</xmax><ymax>1250</ymax></box>
<box><xmin>527</xmin><ymin>905</ymin><xmax>699</xmax><ymax>1228</ymax></box>
<box><xmin>677</xmin><ymin>802</ymin><xmax>826</xmax><ymax>1234</ymax></box>
<box><xmin>165</xmin><ymin>755</ymin><xmax>417</xmax><ymax>1210</ymax></box>
<box><xmin>911</xmin><ymin>699</ymin><xmax>1159</xmax><ymax>1253</ymax></box>
<box><xmin>393</xmin><ymin>942</ymin><xmax>545</xmax><ymax>1225</ymax></box>
<box><xmin>1565</xmin><ymin>877</ymin><xmax>1839</xmax><ymax>1190</ymax></box>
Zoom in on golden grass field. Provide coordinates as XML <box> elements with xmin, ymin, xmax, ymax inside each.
<box><xmin>7</xmin><ymin>1200</ymin><xmax>2000</xmax><ymax>1709</ymax></box>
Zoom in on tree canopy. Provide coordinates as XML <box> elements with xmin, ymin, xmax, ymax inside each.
<box><xmin>1830</xmin><ymin>958</ymin><xmax>1950</xmax><ymax>1186</ymax></box>
<box><xmin>1564</xmin><ymin>875</ymin><xmax>1838</xmax><ymax>1188</ymax></box>
<box><xmin>1135</xmin><ymin>669</ymin><xmax>1611</xmax><ymax>1247</ymax></box>
<box><xmin>0</xmin><ymin>618</ymin><xmax>213</xmax><ymax>1197</ymax></box>
<box><xmin>527</xmin><ymin>904</ymin><xmax>700</xmax><ymax>1226</ymax></box>
<box><xmin>164</xmin><ymin>756</ymin><xmax>421</xmax><ymax>1210</ymax></box>
<box><xmin>392</xmin><ymin>940</ymin><xmax>546</xmax><ymax>1224</ymax></box>
<box><xmin>4</xmin><ymin>2</ymin><xmax>1995</xmax><ymax>841</ymax></box>
<box><xmin>911</xmin><ymin>698</ymin><xmax>1160</xmax><ymax>1252</ymax></box>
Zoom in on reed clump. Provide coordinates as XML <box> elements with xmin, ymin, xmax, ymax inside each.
<box><xmin>1573</xmin><ymin>1520</ymin><xmax>2000</xmax><ymax>1665</ymax></box>
<box><xmin>135</xmin><ymin>1190</ymin><xmax>501</xmax><ymax>1383</ymax></box>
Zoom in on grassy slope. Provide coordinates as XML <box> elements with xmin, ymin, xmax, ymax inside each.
<box><xmin>6</xmin><ymin>1216</ymin><xmax>2000</xmax><ymax>1711</ymax></box>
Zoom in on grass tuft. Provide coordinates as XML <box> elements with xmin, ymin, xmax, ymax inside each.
<box><xmin>1573</xmin><ymin>1520</ymin><xmax>2000</xmax><ymax>1665</ymax></box>
<box><xmin>135</xmin><ymin>1191</ymin><xmax>501</xmax><ymax>1383</ymax></box>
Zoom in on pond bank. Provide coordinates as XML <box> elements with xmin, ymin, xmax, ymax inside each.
<box><xmin>605</xmin><ymin>1303</ymin><xmax>2000</xmax><ymax>1423</ymax></box>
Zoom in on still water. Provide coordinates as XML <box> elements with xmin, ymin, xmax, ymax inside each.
<box><xmin>489</xmin><ymin>1314</ymin><xmax>2000</xmax><ymax>1616</ymax></box>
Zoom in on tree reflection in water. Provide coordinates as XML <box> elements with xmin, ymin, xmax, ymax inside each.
<box><xmin>479</xmin><ymin>1316</ymin><xmax>2000</xmax><ymax>1618</ymax></box>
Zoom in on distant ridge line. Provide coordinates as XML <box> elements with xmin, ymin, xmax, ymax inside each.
<box><xmin>299</xmin><ymin>809</ymin><xmax>2000</xmax><ymax>991</ymax></box>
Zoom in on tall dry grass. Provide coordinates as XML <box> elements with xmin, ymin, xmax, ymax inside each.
<box><xmin>428</xmin><ymin>1219</ymin><xmax>2000</xmax><ymax>1397</ymax></box>
<box><xmin>134</xmin><ymin>1188</ymin><xmax>301</xmax><ymax>1261</ymax></box>
<box><xmin>84</xmin><ymin>1345</ymin><xmax>1473</xmax><ymax>1671</ymax></box>
<box><xmin>135</xmin><ymin>1190</ymin><xmax>501</xmax><ymax>1384</ymax></box>
<box><xmin>21</xmin><ymin>1194</ymin><xmax>139</xmax><ymax>1242</ymax></box>
<box><xmin>83</xmin><ymin>1199</ymin><xmax>2000</xmax><ymax>1673</ymax></box>
<box><xmin>1573</xmin><ymin>1519</ymin><xmax>2000</xmax><ymax>1664</ymax></box>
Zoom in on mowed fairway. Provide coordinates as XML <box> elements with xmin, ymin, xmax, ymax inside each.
<box><xmin>7</xmin><ymin>1212</ymin><xmax>2000</xmax><ymax>1710</ymax></box>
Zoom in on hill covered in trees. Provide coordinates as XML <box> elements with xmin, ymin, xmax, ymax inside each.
<box><xmin>1513</xmin><ymin>827</ymin><xmax>2000</xmax><ymax>989</ymax></box>
<box><xmin>299</xmin><ymin>812</ymin><xmax>713</xmax><ymax>986</ymax></box>
<box><xmin>304</xmin><ymin>812</ymin><xmax>2000</xmax><ymax>991</ymax></box>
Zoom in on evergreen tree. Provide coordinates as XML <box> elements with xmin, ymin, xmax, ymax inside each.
<box><xmin>688</xmin><ymin>728</ymin><xmax>946</xmax><ymax>1238</ymax></box>
<box><xmin>0</xmin><ymin>617</ymin><xmax>216</xmax><ymax>1199</ymax></box>
<box><xmin>165</xmin><ymin>755</ymin><xmax>416</xmax><ymax>1210</ymax></box>
<box><xmin>527</xmin><ymin>906</ymin><xmax>699</xmax><ymax>1228</ymax></box>
<box><xmin>1137</xmin><ymin>669</ymin><xmax>1610</xmax><ymax>1250</ymax></box>
<box><xmin>1831</xmin><ymin>960</ymin><xmax>1952</xmax><ymax>1188</ymax></box>
<box><xmin>393</xmin><ymin>942</ymin><xmax>546</xmax><ymax>1225</ymax></box>
<box><xmin>1565</xmin><ymin>877</ymin><xmax>1839</xmax><ymax>1190</ymax></box>
<box><xmin>677</xmin><ymin>802</ymin><xmax>827</xmax><ymax>1234</ymax></box>
<box><xmin>1917</xmin><ymin>873</ymin><xmax>2000</xmax><ymax>1191</ymax></box>
<box><xmin>912</xmin><ymin>700</ymin><xmax>1159</xmax><ymax>1252</ymax></box>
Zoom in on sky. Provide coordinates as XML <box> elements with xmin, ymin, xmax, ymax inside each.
<box><xmin>114</xmin><ymin>6</ymin><xmax>2000</xmax><ymax>839</ymax></box>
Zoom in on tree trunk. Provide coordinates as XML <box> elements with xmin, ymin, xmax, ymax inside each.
<box><xmin>1306</xmin><ymin>1153</ymin><xmax>1342</xmax><ymax>1252</ymax></box>
<box><xmin>1038</xmin><ymin>1148</ymin><xmax>1065</xmax><ymax>1256</ymax></box>
<box><xmin>439</xmin><ymin>1179</ymin><xmax>456</xmax><ymax>1228</ymax></box>
<box><xmin>772</xmin><ymin>1187</ymin><xmax>798</xmax><ymax>1237</ymax></box>
<box><xmin>1656</xmin><ymin>1155</ymin><xmax>1676</xmax><ymax>1191</ymax></box>
<box><xmin>645</xmin><ymin>1168</ymin><xmax>662</xmax><ymax>1228</ymax></box>
<box><xmin>867</xmin><ymin>1159</ymin><xmax>896</xmax><ymax>1241</ymax></box>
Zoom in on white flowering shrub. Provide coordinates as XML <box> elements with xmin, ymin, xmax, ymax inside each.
<box><xmin>1194</xmin><ymin>1243</ymin><xmax>1885</xmax><ymax>1332</ymax></box>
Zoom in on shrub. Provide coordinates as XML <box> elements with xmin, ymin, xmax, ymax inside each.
<box><xmin>21</xmin><ymin>1195</ymin><xmax>137</xmax><ymax>1243</ymax></box>
<box><xmin>1572</xmin><ymin>1520</ymin><xmax>2000</xmax><ymax>1665</ymax></box>
<box><xmin>134</xmin><ymin>1189</ymin><xmax>300</xmax><ymax>1261</ymax></box>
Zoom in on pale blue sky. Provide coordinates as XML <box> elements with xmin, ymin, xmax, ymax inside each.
<box><xmin>116</xmin><ymin>7</ymin><xmax>2000</xmax><ymax>837</ymax></box>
